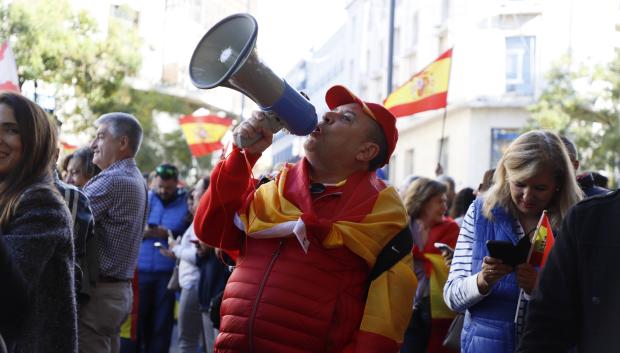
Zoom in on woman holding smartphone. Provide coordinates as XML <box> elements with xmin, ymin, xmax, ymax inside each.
<box><xmin>0</xmin><ymin>92</ymin><xmax>76</xmax><ymax>353</ymax></box>
<box><xmin>443</xmin><ymin>130</ymin><xmax>582</xmax><ymax>353</ymax></box>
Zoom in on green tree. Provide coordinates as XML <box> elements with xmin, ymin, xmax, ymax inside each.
<box><xmin>527</xmin><ymin>53</ymin><xmax>620</xmax><ymax>186</ymax></box>
<box><xmin>0</xmin><ymin>0</ymin><xmax>141</xmax><ymax>120</ymax></box>
<box><xmin>0</xmin><ymin>0</ymin><xmax>222</xmax><ymax>178</ymax></box>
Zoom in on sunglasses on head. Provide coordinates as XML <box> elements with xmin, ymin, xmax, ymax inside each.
<box><xmin>156</xmin><ymin>165</ymin><xmax>178</xmax><ymax>179</ymax></box>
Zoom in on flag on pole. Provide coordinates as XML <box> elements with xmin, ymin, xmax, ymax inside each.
<box><xmin>384</xmin><ymin>48</ymin><xmax>452</xmax><ymax>117</ymax></box>
<box><xmin>61</xmin><ymin>141</ymin><xmax>79</xmax><ymax>155</ymax></box>
<box><xmin>0</xmin><ymin>41</ymin><xmax>20</xmax><ymax>93</ymax></box>
<box><xmin>527</xmin><ymin>211</ymin><xmax>555</xmax><ymax>267</ymax></box>
<box><xmin>179</xmin><ymin>115</ymin><xmax>232</xmax><ymax>157</ymax></box>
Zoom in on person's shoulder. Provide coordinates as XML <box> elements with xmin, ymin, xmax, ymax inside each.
<box><xmin>15</xmin><ymin>182</ymin><xmax>70</xmax><ymax>225</ymax></box>
<box><xmin>55</xmin><ymin>178</ymin><xmax>88</xmax><ymax>199</ymax></box>
<box><xmin>574</xmin><ymin>188</ymin><xmax>620</xmax><ymax>211</ymax></box>
<box><xmin>96</xmin><ymin>165</ymin><xmax>145</xmax><ymax>190</ymax></box>
<box><xmin>441</xmin><ymin>216</ymin><xmax>460</xmax><ymax>229</ymax></box>
<box><xmin>21</xmin><ymin>181</ymin><xmax>64</xmax><ymax>208</ymax></box>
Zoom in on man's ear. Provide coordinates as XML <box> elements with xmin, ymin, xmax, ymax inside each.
<box><xmin>118</xmin><ymin>135</ymin><xmax>130</xmax><ymax>152</ymax></box>
<box><xmin>356</xmin><ymin>142</ymin><xmax>379</xmax><ymax>163</ymax></box>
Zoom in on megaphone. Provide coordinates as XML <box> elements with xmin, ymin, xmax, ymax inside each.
<box><xmin>189</xmin><ymin>13</ymin><xmax>317</xmax><ymax>147</ymax></box>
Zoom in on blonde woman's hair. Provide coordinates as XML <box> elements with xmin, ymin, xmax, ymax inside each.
<box><xmin>403</xmin><ymin>177</ymin><xmax>447</xmax><ymax>219</ymax></box>
<box><xmin>483</xmin><ymin>130</ymin><xmax>583</xmax><ymax>229</ymax></box>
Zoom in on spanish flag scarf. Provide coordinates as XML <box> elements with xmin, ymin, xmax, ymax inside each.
<box><xmin>236</xmin><ymin>159</ymin><xmax>417</xmax><ymax>344</ymax></box>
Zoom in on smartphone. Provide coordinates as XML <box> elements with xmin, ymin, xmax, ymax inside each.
<box><xmin>485</xmin><ymin>240</ymin><xmax>520</xmax><ymax>267</ymax></box>
<box><xmin>154</xmin><ymin>241</ymin><xmax>163</xmax><ymax>248</ymax></box>
<box><xmin>434</xmin><ymin>242</ymin><xmax>455</xmax><ymax>253</ymax></box>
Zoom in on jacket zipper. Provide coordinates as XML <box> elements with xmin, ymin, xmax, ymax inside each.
<box><xmin>248</xmin><ymin>239</ymin><xmax>284</xmax><ymax>353</ymax></box>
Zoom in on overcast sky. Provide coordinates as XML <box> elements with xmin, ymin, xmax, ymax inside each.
<box><xmin>256</xmin><ymin>0</ymin><xmax>347</xmax><ymax>76</ymax></box>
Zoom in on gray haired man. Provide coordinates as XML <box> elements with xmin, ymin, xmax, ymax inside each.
<box><xmin>79</xmin><ymin>113</ymin><xmax>148</xmax><ymax>353</ymax></box>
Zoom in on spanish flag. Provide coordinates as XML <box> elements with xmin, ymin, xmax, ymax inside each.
<box><xmin>61</xmin><ymin>141</ymin><xmax>78</xmax><ymax>155</ymax></box>
<box><xmin>179</xmin><ymin>114</ymin><xmax>232</xmax><ymax>157</ymax></box>
<box><xmin>528</xmin><ymin>211</ymin><xmax>555</xmax><ymax>267</ymax></box>
<box><xmin>384</xmin><ymin>48</ymin><xmax>452</xmax><ymax>117</ymax></box>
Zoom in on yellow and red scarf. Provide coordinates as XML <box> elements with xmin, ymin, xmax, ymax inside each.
<box><xmin>236</xmin><ymin>159</ymin><xmax>417</xmax><ymax>344</ymax></box>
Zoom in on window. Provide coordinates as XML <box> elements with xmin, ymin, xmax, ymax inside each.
<box><xmin>490</xmin><ymin>128</ymin><xmax>519</xmax><ymax>168</ymax></box>
<box><xmin>505</xmin><ymin>36</ymin><xmax>535</xmax><ymax>95</ymax></box>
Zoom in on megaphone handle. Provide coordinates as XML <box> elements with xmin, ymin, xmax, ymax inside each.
<box><xmin>234</xmin><ymin>110</ymin><xmax>285</xmax><ymax>148</ymax></box>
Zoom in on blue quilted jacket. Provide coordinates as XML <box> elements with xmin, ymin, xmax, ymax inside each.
<box><xmin>138</xmin><ymin>189</ymin><xmax>190</xmax><ymax>273</ymax></box>
<box><xmin>461</xmin><ymin>199</ymin><xmax>521</xmax><ymax>353</ymax></box>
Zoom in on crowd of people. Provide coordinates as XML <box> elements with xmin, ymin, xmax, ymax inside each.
<box><xmin>0</xmin><ymin>85</ymin><xmax>618</xmax><ymax>353</ymax></box>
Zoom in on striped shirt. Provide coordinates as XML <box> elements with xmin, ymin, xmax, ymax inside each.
<box><xmin>84</xmin><ymin>158</ymin><xmax>147</xmax><ymax>280</ymax></box>
<box><xmin>443</xmin><ymin>202</ymin><xmax>527</xmax><ymax>314</ymax></box>
<box><xmin>54</xmin><ymin>174</ymin><xmax>94</xmax><ymax>261</ymax></box>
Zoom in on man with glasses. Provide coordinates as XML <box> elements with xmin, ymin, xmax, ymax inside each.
<box><xmin>136</xmin><ymin>163</ymin><xmax>190</xmax><ymax>353</ymax></box>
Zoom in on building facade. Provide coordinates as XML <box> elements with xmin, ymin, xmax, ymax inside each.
<box><xmin>283</xmin><ymin>0</ymin><xmax>620</xmax><ymax>189</ymax></box>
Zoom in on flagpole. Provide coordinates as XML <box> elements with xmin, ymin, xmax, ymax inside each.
<box><xmin>437</xmin><ymin>107</ymin><xmax>448</xmax><ymax>171</ymax></box>
<box><xmin>192</xmin><ymin>155</ymin><xmax>201</xmax><ymax>179</ymax></box>
<box><xmin>436</xmin><ymin>47</ymin><xmax>454</xmax><ymax>174</ymax></box>
<box><xmin>386</xmin><ymin>0</ymin><xmax>396</xmax><ymax>95</ymax></box>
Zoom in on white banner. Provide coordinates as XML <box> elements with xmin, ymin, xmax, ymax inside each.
<box><xmin>0</xmin><ymin>41</ymin><xmax>20</xmax><ymax>92</ymax></box>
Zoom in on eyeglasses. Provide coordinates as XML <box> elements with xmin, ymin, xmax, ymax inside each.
<box><xmin>156</xmin><ymin>165</ymin><xmax>178</xmax><ymax>179</ymax></box>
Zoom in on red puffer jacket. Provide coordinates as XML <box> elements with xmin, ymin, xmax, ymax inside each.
<box><xmin>195</xmin><ymin>148</ymin><xmax>411</xmax><ymax>353</ymax></box>
<box><xmin>217</xmin><ymin>236</ymin><xmax>368</xmax><ymax>353</ymax></box>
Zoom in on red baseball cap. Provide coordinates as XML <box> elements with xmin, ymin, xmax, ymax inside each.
<box><xmin>325</xmin><ymin>85</ymin><xmax>397</xmax><ymax>167</ymax></box>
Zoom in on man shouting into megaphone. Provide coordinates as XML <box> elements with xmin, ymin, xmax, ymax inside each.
<box><xmin>194</xmin><ymin>85</ymin><xmax>417</xmax><ymax>353</ymax></box>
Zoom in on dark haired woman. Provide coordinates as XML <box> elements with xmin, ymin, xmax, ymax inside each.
<box><xmin>64</xmin><ymin>146</ymin><xmax>101</xmax><ymax>188</ymax></box>
<box><xmin>0</xmin><ymin>92</ymin><xmax>76</xmax><ymax>353</ymax></box>
<box><xmin>401</xmin><ymin>177</ymin><xmax>460</xmax><ymax>353</ymax></box>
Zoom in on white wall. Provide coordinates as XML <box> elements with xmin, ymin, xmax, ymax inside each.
<box><xmin>394</xmin><ymin>105</ymin><xmax>529</xmax><ymax>189</ymax></box>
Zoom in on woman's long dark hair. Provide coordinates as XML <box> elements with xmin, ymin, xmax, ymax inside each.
<box><xmin>0</xmin><ymin>93</ymin><xmax>57</xmax><ymax>228</ymax></box>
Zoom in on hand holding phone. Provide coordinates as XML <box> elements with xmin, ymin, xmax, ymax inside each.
<box><xmin>485</xmin><ymin>238</ymin><xmax>529</xmax><ymax>267</ymax></box>
<box><xmin>434</xmin><ymin>242</ymin><xmax>455</xmax><ymax>253</ymax></box>
<box><xmin>434</xmin><ymin>242</ymin><xmax>455</xmax><ymax>267</ymax></box>
<box><xmin>477</xmin><ymin>256</ymin><xmax>513</xmax><ymax>294</ymax></box>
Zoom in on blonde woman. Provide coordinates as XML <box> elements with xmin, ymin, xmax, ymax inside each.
<box><xmin>443</xmin><ymin>130</ymin><xmax>582</xmax><ymax>353</ymax></box>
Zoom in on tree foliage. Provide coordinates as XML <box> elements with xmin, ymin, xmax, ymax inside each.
<box><xmin>527</xmin><ymin>53</ymin><xmax>620</xmax><ymax>185</ymax></box>
<box><xmin>0</xmin><ymin>0</ymin><xmax>216</xmax><ymax>178</ymax></box>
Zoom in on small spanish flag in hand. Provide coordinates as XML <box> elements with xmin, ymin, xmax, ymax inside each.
<box><xmin>528</xmin><ymin>211</ymin><xmax>555</xmax><ymax>267</ymax></box>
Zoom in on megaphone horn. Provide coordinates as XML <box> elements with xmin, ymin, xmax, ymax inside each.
<box><xmin>189</xmin><ymin>13</ymin><xmax>317</xmax><ymax>147</ymax></box>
